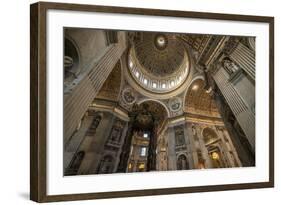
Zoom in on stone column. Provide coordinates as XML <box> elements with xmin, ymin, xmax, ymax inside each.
<box><xmin>213</xmin><ymin>68</ymin><xmax>255</xmax><ymax>150</ymax></box>
<box><xmin>63</xmin><ymin>113</ymin><xmax>94</xmax><ymax>169</ymax></box>
<box><xmin>221</xmin><ymin>128</ymin><xmax>242</xmax><ymax>167</ymax></box>
<box><xmin>215</xmin><ymin>126</ymin><xmax>234</xmax><ymax>167</ymax></box>
<box><xmin>64</xmin><ymin>36</ymin><xmax>126</xmax><ymax>143</ymax></box>
<box><xmin>183</xmin><ymin>122</ymin><xmax>194</xmax><ymax>169</ymax></box>
<box><xmin>78</xmin><ymin>112</ymin><xmax>114</xmax><ymax>174</ymax></box>
<box><xmin>196</xmin><ymin>126</ymin><xmax>212</xmax><ymax>168</ymax></box>
<box><xmin>167</xmin><ymin>127</ymin><xmax>177</xmax><ymax>170</ymax></box>
<box><xmin>229</xmin><ymin>42</ymin><xmax>255</xmax><ymax>81</ymax></box>
<box><xmin>117</xmin><ymin>120</ymin><xmax>134</xmax><ymax>173</ymax></box>
<box><xmin>213</xmin><ymin>88</ymin><xmax>255</xmax><ymax>166</ymax></box>
<box><xmin>186</xmin><ymin>123</ymin><xmax>200</xmax><ymax>168</ymax></box>
<box><xmin>113</xmin><ymin>122</ymin><xmax>129</xmax><ymax>172</ymax></box>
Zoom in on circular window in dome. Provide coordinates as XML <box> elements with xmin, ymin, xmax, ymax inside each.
<box><xmin>154</xmin><ymin>34</ymin><xmax>168</xmax><ymax>50</ymax></box>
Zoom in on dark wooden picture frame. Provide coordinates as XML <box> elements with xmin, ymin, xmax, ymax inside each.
<box><xmin>30</xmin><ymin>1</ymin><xmax>274</xmax><ymax>202</ymax></box>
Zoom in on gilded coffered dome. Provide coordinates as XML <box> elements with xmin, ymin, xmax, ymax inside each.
<box><xmin>134</xmin><ymin>32</ymin><xmax>185</xmax><ymax>77</ymax></box>
<box><xmin>128</xmin><ymin>32</ymin><xmax>190</xmax><ymax>93</ymax></box>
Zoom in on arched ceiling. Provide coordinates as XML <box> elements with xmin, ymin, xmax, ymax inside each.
<box><xmin>184</xmin><ymin>79</ymin><xmax>220</xmax><ymax>117</ymax></box>
<box><xmin>134</xmin><ymin>32</ymin><xmax>185</xmax><ymax>77</ymax></box>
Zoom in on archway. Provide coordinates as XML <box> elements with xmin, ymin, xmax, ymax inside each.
<box><xmin>177</xmin><ymin>154</ymin><xmax>189</xmax><ymax>170</ymax></box>
<box><xmin>202</xmin><ymin>128</ymin><xmax>225</xmax><ymax>168</ymax></box>
<box><xmin>184</xmin><ymin>79</ymin><xmax>220</xmax><ymax>117</ymax></box>
<box><xmin>119</xmin><ymin>100</ymin><xmax>169</xmax><ymax>172</ymax></box>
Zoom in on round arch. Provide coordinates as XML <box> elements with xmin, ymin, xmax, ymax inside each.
<box><xmin>182</xmin><ymin>75</ymin><xmax>205</xmax><ymax>109</ymax></box>
<box><xmin>137</xmin><ymin>98</ymin><xmax>170</xmax><ymax>118</ymax></box>
<box><xmin>201</xmin><ymin>127</ymin><xmax>219</xmax><ymax>145</ymax></box>
<box><xmin>176</xmin><ymin>154</ymin><xmax>189</xmax><ymax>170</ymax></box>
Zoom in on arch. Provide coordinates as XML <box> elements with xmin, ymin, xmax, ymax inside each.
<box><xmin>182</xmin><ymin>75</ymin><xmax>205</xmax><ymax>109</ymax></box>
<box><xmin>202</xmin><ymin>127</ymin><xmax>219</xmax><ymax>145</ymax></box>
<box><xmin>183</xmin><ymin>78</ymin><xmax>220</xmax><ymax>117</ymax></box>
<box><xmin>177</xmin><ymin>154</ymin><xmax>189</xmax><ymax>170</ymax></box>
<box><xmin>137</xmin><ymin>98</ymin><xmax>170</xmax><ymax>118</ymax></box>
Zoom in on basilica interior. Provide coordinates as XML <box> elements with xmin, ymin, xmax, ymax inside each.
<box><xmin>63</xmin><ymin>28</ymin><xmax>256</xmax><ymax>176</ymax></box>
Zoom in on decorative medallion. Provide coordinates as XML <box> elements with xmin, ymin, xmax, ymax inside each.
<box><xmin>168</xmin><ymin>97</ymin><xmax>182</xmax><ymax>112</ymax></box>
<box><xmin>122</xmin><ymin>87</ymin><xmax>136</xmax><ymax>104</ymax></box>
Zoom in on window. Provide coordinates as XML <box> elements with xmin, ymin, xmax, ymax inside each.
<box><xmin>129</xmin><ymin>60</ymin><xmax>133</xmax><ymax>68</ymax></box>
<box><xmin>144</xmin><ymin>78</ymin><xmax>148</xmax><ymax>85</ymax></box>
<box><xmin>143</xmin><ymin>133</ymin><xmax>148</xmax><ymax>138</ymax></box>
<box><xmin>140</xmin><ymin>147</ymin><xmax>147</xmax><ymax>156</ymax></box>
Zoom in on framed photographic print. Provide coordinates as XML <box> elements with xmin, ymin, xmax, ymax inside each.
<box><xmin>30</xmin><ymin>1</ymin><xmax>274</xmax><ymax>202</ymax></box>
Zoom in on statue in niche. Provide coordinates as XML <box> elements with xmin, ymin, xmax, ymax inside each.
<box><xmin>197</xmin><ymin>149</ymin><xmax>205</xmax><ymax>169</ymax></box>
<box><xmin>222</xmin><ymin>58</ymin><xmax>239</xmax><ymax>75</ymax></box>
<box><xmin>175</xmin><ymin>126</ymin><xmax>185</xmax><ymax>146</ymax></box>
<box><xmin>177</xmin><ymin>154</ymin><xmax>189</xmax><ymax>170</ymax></box>
<box><xmin>92</xmin><ymin>115</ymin><xmax>101</xmax><ymax>128</ymax></box>
<box><xmin>192</xmin><ymin>125</ymin><xmax>199</xmax><ymax>141</ymax></box>
<box><xmin>109</xmin><ymin>120</ymin><xmax>124</xmax><ymax>143</ymax></box>
<box><xmin>86</xmin><ymin>115</ymin><xmax>101</xmax><ymax>136</ymax></box>
<box><xmin>98</xmin><ymin>155</ymin><xmax>114</xmax><ymax>174</ymax></box>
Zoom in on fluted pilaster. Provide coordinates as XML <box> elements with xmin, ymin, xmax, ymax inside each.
<box><xmin>213</xmin><ymin>68</ymin><xmax>255</xmax><ymax>149</ymax></box>
<box><xmin>167</xmin><ymin>127</ymin><xmax>177</xmax><ymax>170</ymax></box>
<box><xmin>64</xmin><ymin>40</ymin><xmax>126</xmax><ymax>142</ymax></box>
<box><xmin>230</xmin><ymin>42</ymin><xmax>255</xmax><ymax>80</ymax></box>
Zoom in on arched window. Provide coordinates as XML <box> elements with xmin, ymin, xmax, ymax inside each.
<box><xmin>177</xmin><ymin>154</ymin><xmax>189</xmax><ymax>170</ymax></box>
<box><xmin>65</xmin><ymin>151</ymin><xmax>85</xmax><ymax>175</ymax></box>
<box><xmin>98</xmin><ymin>155</ymin><xmax>114</xmax><ymax>174</ymax></box>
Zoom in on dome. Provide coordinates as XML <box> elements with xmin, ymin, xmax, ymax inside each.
<box><xmin>128</xmin><ymin>32</ymin><xmax>190</xmax><ymax>93</ymax></box>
